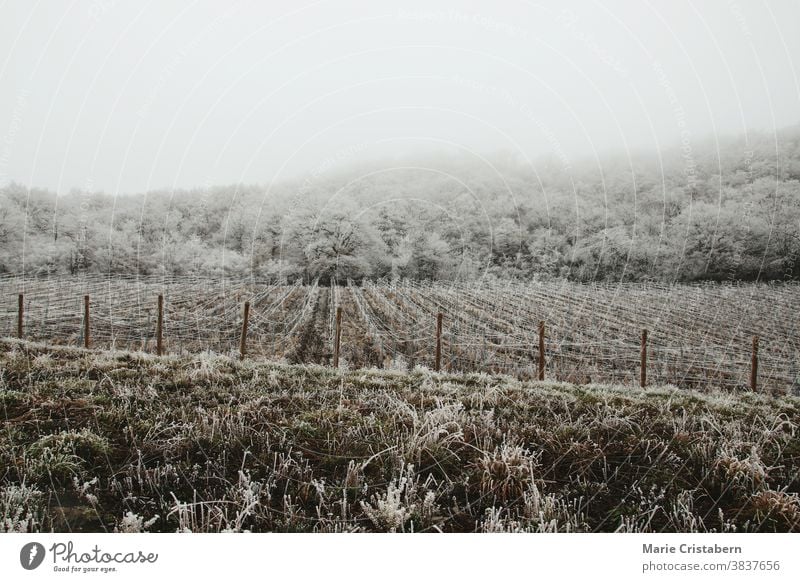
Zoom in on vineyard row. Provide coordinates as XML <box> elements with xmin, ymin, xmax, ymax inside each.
<box><xmin>1</xmin><ymin>276</ymin><xmax>798</xmax><ymax>394</ymax></box>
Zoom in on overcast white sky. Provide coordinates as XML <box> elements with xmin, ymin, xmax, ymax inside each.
<box><xmin>0</xmin><ymin>0</ymin><xmax>798</xmax><ymax>194</ymax></box>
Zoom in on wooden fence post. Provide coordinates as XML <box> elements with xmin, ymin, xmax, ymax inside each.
<box><xmin>83</xmin><ymin>295</ymin><xmax>90</xmax><ymax>349</ymax></box>
<box><xmin>750</xmin><ymin>335</ymin><xmax>759</xmax><ymax>391</ymax></box>
<box><xmin>239</xmin><ymin>301</ymin><xmax>250</xmax><ymax>360</ymax></box>
<box><xmin>156</xmin><ymin>294</ymin><xmax>164</xmax><ymax>356</ymax></box>
<box><xmin>640</xmin><ymin>328</ymin><xmax>648</xmax><ymax>388</ymax></box>
<box><xmin>435</xmin><ymin>312</ymin><xmax>443</xmax><ymax>372</ymax></box>
<box><xmin>17</xmin><ymin>293</ymin><xmax>23</xmax><ymax>339</ymax></box>
<box><xmin>538</xmin><ymin>321</ymin><xmax>545</xmax><ymax>381</ymax></box>
<box><xmin>333</xmin><ymin>306</ymin><xmax>342</xmax><ymax>368</ymax></box>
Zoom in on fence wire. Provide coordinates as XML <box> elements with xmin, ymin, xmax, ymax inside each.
<box><xmin>2</xmin><ymin>275</ymin><xmax>798</xmax><ymax>394</ymax></box>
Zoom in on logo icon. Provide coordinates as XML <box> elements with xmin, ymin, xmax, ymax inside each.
<box><xmin>20</xmin><ymin>542</ymin><xmax>46</xmax><ymax>570</ymax></box>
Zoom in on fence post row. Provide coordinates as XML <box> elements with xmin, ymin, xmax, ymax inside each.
<box><xmin>640</xmin><ymin>329</ymin><xmax>648</xmax><ymax>388</ymax></box>
<box><xmin>435</xmin><ymin>312</ymin><xmax>443</xmax><ymax>372</ymax></box>
<box><xmin>83</xmin><ymin>295</ymin><xmax>90</xmax><ymax>349</ymax></box>
<box><xmin>156</xmin><ymin>294</ymin><xmax>164</xmax><ymax>356</ymax></box>
<box><xmin>17</xmin><ymin>293</ymin><xmax>23</xmax><ymax>339</ymax></box>
<box><xmin>239</xmin><ymin>301</ymin><xmax>250</xmax><ymax>360</ymax></box>
<box><xmin>538</xmin><ymin>321</ymin><xmax>545</xmax><ymax>381</ymax></box>
<box><xmin>333</xmin><ymin>306</ymin><xmax>342</xmax><ymax>368</ymax></box>
<box><xmin>4</xmin><ymin>292</ymin><xmax>776</xmax><ymax>393</ymax></box>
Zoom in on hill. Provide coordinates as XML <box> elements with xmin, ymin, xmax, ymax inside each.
<box><xmin>2</xmin><ymin>125</ymin><xmax>800</xmax><ymax>282</ymax></box>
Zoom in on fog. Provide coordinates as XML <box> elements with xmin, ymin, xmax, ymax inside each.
<box><xmin>0</xmin><ymin>0</ymin><xmax>798</xmax><ymax>194</ymax></box>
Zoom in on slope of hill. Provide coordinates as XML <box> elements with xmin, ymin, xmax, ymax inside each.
<box><xmin>2</xmin><ymin>125</ymin><xmax>800</xmax><ymax>282</ymax></box>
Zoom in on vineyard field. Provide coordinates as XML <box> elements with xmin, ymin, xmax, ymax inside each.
<box><xmin>2</xmin><ymin>275</ymin><xmax>799</xmax><ymax>394</ymax></box>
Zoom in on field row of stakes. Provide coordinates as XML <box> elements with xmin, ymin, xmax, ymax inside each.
<box><xmin>3</xmin><ymin>275</ymin><xmax>799</xmax><ymax>394</ymax></box>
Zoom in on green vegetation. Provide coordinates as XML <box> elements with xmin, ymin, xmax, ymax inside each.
<box><xmin>1</xmin><ymin>338</ymin><xmax>798</xmax><ymax>532</ymax></box>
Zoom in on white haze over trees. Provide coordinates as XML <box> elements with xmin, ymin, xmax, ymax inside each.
<box><xmin>1</xmin><ymin>1</ymin><xmax>799</xmax><ymax>283</ymax></box>
<box><xmin>0</xmin><ymin>1</ymin><xmax>798</xmax><ymax>192</ymax></box>
<box><xmin>1</xmin><ymin>127</ymin><xmax>799</xmax><ymax>282</ymax></box>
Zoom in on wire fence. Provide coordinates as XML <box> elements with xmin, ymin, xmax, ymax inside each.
<box><xmin>2</xmin><ymin>274</ymin><xmax>798</xmax><ymax>394</ymax></box>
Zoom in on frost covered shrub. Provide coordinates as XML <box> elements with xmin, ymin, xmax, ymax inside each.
<box><xmin>360</xmin><ymin>464</ymin><xmax>441</xmax><ymax>532</ymax></box>
<box><xmin>115</xmin><ymin>511</ymin><xmax>159</xmax><ymax>533</ymax></box>
<box><xmin>26</xmin><ymin>429</ymin><xmax>109</xmax><ymax>484</ymax></box>
<box><xmin>0</xmin><ymin>484</ymin><xmax>45</xmax><ymax>533</ymax></box>
<box><xmin>477</xmin><ymin>441</ymin><xmax>540</xmax><ymax>503</ymax></box>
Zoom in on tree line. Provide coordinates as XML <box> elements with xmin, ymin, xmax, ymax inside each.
<box><xmin>2</xmin><ymin>125</ymin><xmax>799</xmax><ymax>283</ymax></box>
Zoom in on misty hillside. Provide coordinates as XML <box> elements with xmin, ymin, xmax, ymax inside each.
<box><xmin>2</xmin><ymin>125</ymin><xmax>800</xmax><ymax>283</ymax></box>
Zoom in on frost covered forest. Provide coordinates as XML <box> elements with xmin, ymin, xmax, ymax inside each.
<box><xmin>2</xmin><ymin>126</ymin><xmax>800</xmax><ymax>283</ymax></box>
